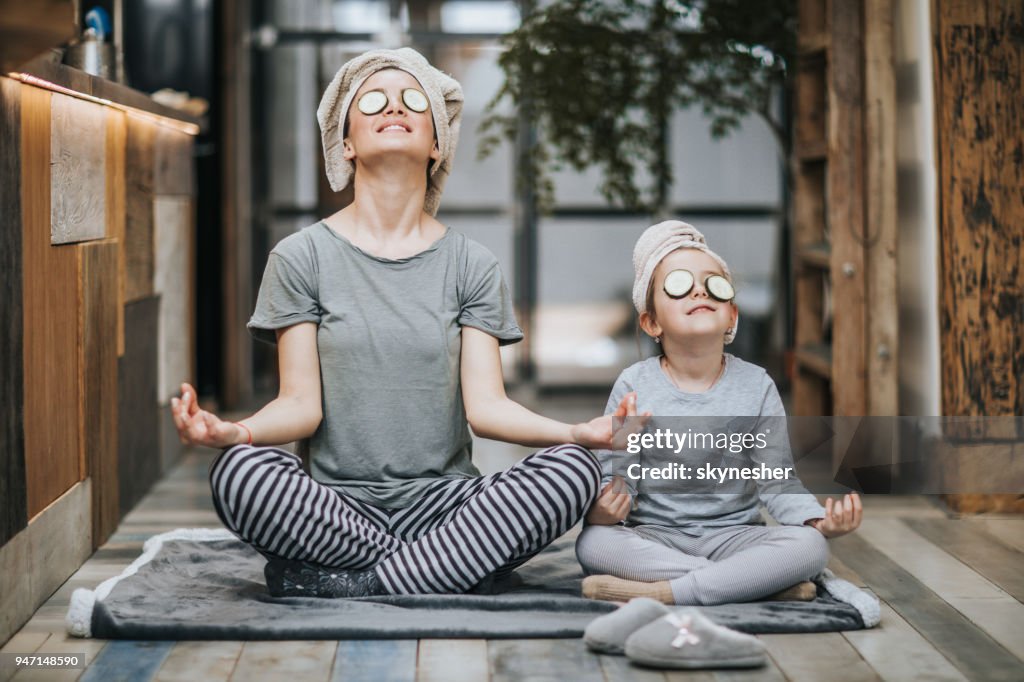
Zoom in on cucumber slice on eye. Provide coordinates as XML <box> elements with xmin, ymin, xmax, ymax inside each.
<box><xmin>663</xmin><ymin>269</ymin><xmax>695</xmax><ymax>298</ymax></box>
<box><xmin>402</xmin><ymin>88</ymin><xmax>429</xmax><ymax>112</ymax></box>
<box><xmin>357</xmin><ymin>90</ymin><xmax>387</xmax><ymax>115</ymax></box>
<box><xmin>706</xmin><ymin>275</ymin><xmax>735</xmax><ymax>301</ymax></box>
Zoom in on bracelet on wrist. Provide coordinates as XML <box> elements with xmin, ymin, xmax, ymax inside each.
<box><xmin>234</xmin><ymin>422</ymin><xmax>253</xmax><ymax>445</ymax></box>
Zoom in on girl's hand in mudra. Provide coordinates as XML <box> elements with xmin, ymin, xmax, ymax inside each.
<box><xmin>585</xmin><ymin>476</ymin><xmax>633</xmax><ymax>525</ymax></box>
<box><xmin>807</xmin><ymin>493</ymin><xmax>863</xmax><ymax>538</ymax></box>
<box><xmin>171</xmin><ymin>382</ymin><xmax>245</xmax><ymax>449</ymax></box>
<box><xmin>570</xmin><ymin>392</ymin><xmax>651</xmax><ymax>451</ymax></box>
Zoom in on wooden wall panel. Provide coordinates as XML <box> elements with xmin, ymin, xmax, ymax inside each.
<box><xmin>0</xmin><ymin>513</ymin><xmax>31</xmax><ymax>644</ymax></box>
<box><xmin>106</xmin><ymin>108</ymin><xmax>126</xmax><ymax>358</ymax></box>
<box><xmin>0</xmin><ymin>479</ymin><xmax>92</xmax><ymax>646</ymax></box>
<box><xmin>118</xmin><ymin>295</ymin><xmax>160</xmax><ymax>516</ymax></box>
<box><xmin>154</xmin><ymin>197</ymin><xmax>193</xmax><ymax>474</ymax></box>
<box><xmin>934</xmin><ymin>0</ymin><xmax>1024</xmax><ymax>513</ymax></box>
<box><xmin>0</xmin><ymin>77</ymin><xmax>27</xmax><ymax>547</ymax></box>
<box><xmin>50</xmin><ymin>92</ymin><xmax>106</xmax><ymax>244</ymax></box>
<box><xmin>154</xmin><ymin>197</ymin><xmax>195</xmax><ymax>405</ymax></box>
<box><xmin>935</xmin><ymin>0</ymin><xmax>1024</xmax><ymax>422</ymax></box>
<box><xmin>26</xmin><ymin>479</ymin><xmax>92</xmax><ymax>605</ymax></box>
<box><xmin>154</xmin><ymin>126</ymin><xmax>194</xmax><ymax>196</ymax></box>
<box><xmin>80</xmin><ymin>241</ymin><xmax>120</xmax><ymax>548</ymax></box>
<box><xmin>124</xmin><ymin>115</ymin><xmax>155</xmax><ymax>303</ymax></box>
<box><xmin>21</xmin><ymin>85</ymin><xmax>81</xmax><ymax>518</ymax></box>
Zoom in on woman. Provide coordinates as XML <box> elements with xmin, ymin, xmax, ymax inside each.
<box><xmin>170</xmin><ymin>48</ymin><xmax>639</xmax><ymax>598</ymax></box>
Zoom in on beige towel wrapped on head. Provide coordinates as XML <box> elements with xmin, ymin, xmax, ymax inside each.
<box><xmin>317</xmin><ymin>47</ymin><xmax>464</xmax><ymax>216</ymax></box>
<box><xmin>632</xmin><ymin>220</ymin><xmax>738</xmax><ymax>344</ymax></box>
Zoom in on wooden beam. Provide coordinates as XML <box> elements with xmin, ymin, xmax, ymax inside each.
<box><xmin>932</xmin><ymin>0</ymin><xmax>1024</xmax><ymax>511</ymax></box>
<box><xmin>221</xmin><ymin>0</ymin><xmax>254</xmax><ymax>409</ymax></box>
<box><xmin>795</xmin><ymin>53</ymin><xmax>827</xmax><ymax>153</ymax></box>
<box><xmin>934</xmin><ymin>0</ymin><xmax>1023</xmax><ymax>422</ymax></box>
<box><xmin>828</xmin><ymin>0</ymin><xmax>868</xmax><ymax>416</ymax></box>
<box><xmin>791</xmin><ymin>41</ymin><xmax>829</xmax><ymax>416</ymax></box>
<box><xmin>864</xmin><ymin>0</ymin><xmax>898</xmax><ymax>415</ymax></box>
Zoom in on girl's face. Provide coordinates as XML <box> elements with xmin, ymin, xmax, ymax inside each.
<box><xmin>642</xmin><ymin>248</ymin><xmax>738</xmax><ymax>346</ymax></box>
<box><xmin>343</xmin><ymin>69</ymin><xmax>440</xmax><ymax>169</ymax></box>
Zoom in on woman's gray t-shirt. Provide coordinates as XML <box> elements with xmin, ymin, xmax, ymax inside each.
<box><xmin>247</xmin><ymin>222</ymin><xmax>523</xmax><ymax>509</ymax></box>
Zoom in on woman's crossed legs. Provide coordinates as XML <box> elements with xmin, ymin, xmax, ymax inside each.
<box><xmin>209</xmin><ymin>443</ymin><xmax>601</xmax><ymax>595</ymax></box>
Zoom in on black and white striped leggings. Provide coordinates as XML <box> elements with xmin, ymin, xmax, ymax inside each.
<box><xmin>209</xmin><ymin>443</ymin><xmax>601</xmax><ymax>595</ymax></box>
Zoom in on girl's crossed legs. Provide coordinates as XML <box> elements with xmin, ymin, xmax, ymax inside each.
<box><xmin>210</xmin><ymin>443</ymin><xmax>601</xmax><ymax>595</ymax></box>
<box><xmin>575</xmin><ymin>522</ymin><xmax>829</xmax><ymax>605</ymax></box>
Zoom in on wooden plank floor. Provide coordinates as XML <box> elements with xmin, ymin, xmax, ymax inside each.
<box><xmin>2</xmin><ymin>407</ymin><xmax>1022</xmax><ymax>681</ymax></box>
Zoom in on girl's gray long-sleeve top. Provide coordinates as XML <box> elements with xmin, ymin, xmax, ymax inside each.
<box><xmin>597</xmin><ymin>354</ymin><xmax>827</xmax><ymax>532</ymax></box>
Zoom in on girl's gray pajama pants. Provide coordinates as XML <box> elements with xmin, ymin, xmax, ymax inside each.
<box><xmin>209</xmin><ymin>443</ymin><xmax>601</xmax><ymax>595</ymax></box>
<box><xmin>575</xmin><ymin>521</ymin><xmax>830</xmax><ymax>605</ymax></box>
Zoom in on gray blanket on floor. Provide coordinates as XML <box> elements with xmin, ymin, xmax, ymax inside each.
<box><xmin>66</xmin><ymin>528</ymin><xmax>877</xmax><ymax>640</ymax></box>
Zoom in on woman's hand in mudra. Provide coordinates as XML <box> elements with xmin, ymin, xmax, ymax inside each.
<box><xmin>171</xmin><ymin>382</ymin><xmax>245</xmax><ymax>449</ymax></box>
<box><xmin>570</xmin><ymin>392</ymin><xmax>651</xmax><ymax>451</ymax></box>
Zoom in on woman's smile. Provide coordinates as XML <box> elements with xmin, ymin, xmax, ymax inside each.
<box><xmin>377</xmin><ymin>121</ymin><xmax>412</xmax><ymax>133</ymax></box>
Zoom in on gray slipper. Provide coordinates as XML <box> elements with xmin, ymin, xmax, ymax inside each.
<box><xmin>583</xmin><ymin>598</ymin><xmax>670</xmax><ymax>654</ymax></box>
<box><xmin>625</xmin><ymin>609</ymin><xmax>766</xmax><ymax>669</ymax></box>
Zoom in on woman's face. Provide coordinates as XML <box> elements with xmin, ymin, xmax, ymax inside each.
<box><xmin>343</xmin><ymin>69</ymin><xmax>439</xmax><ymax>170</ymax></box>
<box><xmin>645</xmin><ymin>248</ymin><xmax>738</xmax><ymax>345</ymax></box>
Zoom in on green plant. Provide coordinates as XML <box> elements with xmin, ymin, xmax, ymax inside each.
<box><xmin>478</xmin><ymin>0</ymin><xmax>797</xmax><ymax>212</ymax></box>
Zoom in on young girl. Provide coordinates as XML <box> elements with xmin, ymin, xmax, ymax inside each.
<box><xmin>576</xmin><ymin>221</ymin><xmax>862</xmax><ymax>605</ymax></box>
